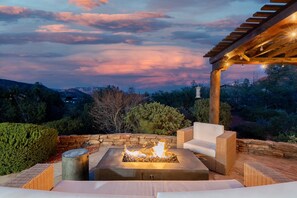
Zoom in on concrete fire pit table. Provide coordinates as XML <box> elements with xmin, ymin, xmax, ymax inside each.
<box><xmin>94</xmin><ymin>148</ymin><xmax>209</xmax><ymax>180</ymax></box>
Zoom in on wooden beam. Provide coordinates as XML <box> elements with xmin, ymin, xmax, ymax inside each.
<box><xmin>261</xmin><ymin>4</ymin><xmax>284</xmax><ymax>11</ymax></box>
<box><xmin>209</xmin><ymin>69</ymin><xmax>221</xmax><ymax>124</ymax></box>
<box><xmin>232</xmin><ymin>57</ymin><xmax>297</xmax><ymax>64</ymax></box>
<box><xmin>240</xmin><ymin>23</ymin><xmax>259</xmax><ymax>28</ymax></box>
<box><xmin>270</xmin><ymin>0</ymin><xmax>291</xmax><ymax>3</ymax></box>
<box><xmin>234</xmin><ymin>27</ymin><xmax>252</xmax><ymax>32</ymax></box>
<box><xmin>246</xmin><ymin>18</ymin><xmax>265</xmax><ymax>23</ymax></box>
<box><xmin>209</xmin><ymin>1</ymin><xmax>297</xmax><ymax>65</ymax></box>
<box><xmin>253</xmin><ymin>12</ymin><xmax>274</xmax><ymax>18</ymax></box>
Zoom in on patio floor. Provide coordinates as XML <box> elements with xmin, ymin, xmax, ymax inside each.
<box><xmin>0</xmin><ymin>146</ymin><xmax>296</xmax><ymax>186</ymax></box>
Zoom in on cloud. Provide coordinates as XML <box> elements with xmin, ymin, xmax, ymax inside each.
<box><xmin>0</xmin><ymin>32</ymin><xmax>142</xmax><ymax>45</ymax></box>
<box><xmin>147</xmin><ymin>0</ymin><xmax>268</xmax><ymax>11</ymax></box>
<box><xmin>0</xmin><ymin>5</ymin><xmax>54</xmax><ymax>21</ymax></box>
<box><xmin>172</xmin><ymin>31</ymin><xmax>218</xmax><ymax>45</ymax></box>
<box><xmin>54</xmin><ymin>12</ymin><xmax>172</xmax><ymax>32</ymax></box>
<box><xmin>36</xmin><ymin>24</ymin><xmax>84</xmax><ymax>33</ymax></box>
<box><xmin>73</xmin><ymin>45</ymin><xmax>206</xmax><ymax>75</ymax></box>
<box><xmin>68</xmin><ymin>0</ymin><xmax>109</xmax><ymax>10</ymax></box>
<box><xmin>0</xmin><ymin>52</ymin><xmax>64</xmax><ymax>58</ymax></box>
<box><xmin>198</xmin><ymin>17</ymin><xmax>245</xmax><ymax>31</ymax></box>
<box><xmin>0</xmin><ymin>6</ymin><xmax>172</xmax><ymax>32</ymax></box>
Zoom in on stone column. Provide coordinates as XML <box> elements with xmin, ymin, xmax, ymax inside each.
<box><xmin>209</xmin><ymin>69</ymin><xmax>221</xmax><ymax>124</ymax></box>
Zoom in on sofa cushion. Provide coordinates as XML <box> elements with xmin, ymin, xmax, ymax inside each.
<box><xmin>157</xmin><ymin>181</ymin><xmax>297</xmax><ymax>198</ymax></box>
<box><xmin>184</xmin><ymin>139</ymin><xmax>216</xmax><ymax>157</ymax></box>
<box><xmin>52</xmin><ymin>180</ymin><xmax>243</xmax><ymax>197</ymax></box>
<box><xmin>193</xmin><ymin>122</ymin><xmax>224</xmax><ymax>144</ymax></box>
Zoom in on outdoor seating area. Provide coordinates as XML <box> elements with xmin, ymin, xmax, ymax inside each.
<box><xmin>1</xmin><ymin>145</ymin><xmax>297</xmax><ymax>197</ymax></box>
<box><xmin>1</xmin><ymin>0</ymin><xmax>297</xmax><ymax>197</ymax></box>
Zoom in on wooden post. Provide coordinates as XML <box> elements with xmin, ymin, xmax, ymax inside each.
<box><xmin>209</xmin><ymin>69</ymin><xmax>221</xmax><ymax>124</ymax></box>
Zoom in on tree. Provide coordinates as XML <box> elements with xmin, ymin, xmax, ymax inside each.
<box><xmin>193</xmin><ymin>99</ymin><xmax>232</xmax><ymax>129</ymax></box>
<box><xmin>90</xmin><ymin>86</ymin><xmax>144</xmax><ymax>133</ymax></box>
<box><xmin>125</xmin><ymin>102</ymin><xmax>191</xmax><ymax>135</ymax></box>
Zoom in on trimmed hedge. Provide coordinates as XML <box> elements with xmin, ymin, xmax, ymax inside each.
<box><xmin>0</xmin><ymin>123</ymin><xmax>57</xmax><ymax>175</ymax></box>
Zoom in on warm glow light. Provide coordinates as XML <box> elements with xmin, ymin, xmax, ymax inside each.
<box><xmin>290</xmin><ymin>31</ymin><xmax>297</xmax><ymax>38</ymax></box>
<box><xmin>124</xmin><ymin>141</ymin><xmax>168</xmax><ymax>159</ymax></box>
<box><xmin>261</xmin><ymin>64</ymin><xmax>267</xmax><ymax>69</ymax></box>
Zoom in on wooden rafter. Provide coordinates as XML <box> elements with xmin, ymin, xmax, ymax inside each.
<box><xmin>204</xmin><ymin>0</ymin><xmax>297</xmax><ymax>71</ymax></box>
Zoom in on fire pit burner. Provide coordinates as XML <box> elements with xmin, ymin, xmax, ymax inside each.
<box><xmin>122</xmin><ymin>141</ymin><xmax>179</xmax><ymax>163</ymax></box>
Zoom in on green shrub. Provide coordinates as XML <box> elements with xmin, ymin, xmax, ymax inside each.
<box><xmin>44</xmin><ymin>117</ymin><xmax>86</xmax><ymax>135</ymax></box>
<box><xmin>193</xmin><ymin>99</ymin><xmax>232</xmax><ymax>129</ymax></box>
<box><xmin>0</xmin><ymin>123</ymin><xmax>57</xmax><ymax>175</ymax></box>
<box><xmin>125</xmin><ymin>102</ymin><xmax>191</xmax><ymax>135</ymax></box>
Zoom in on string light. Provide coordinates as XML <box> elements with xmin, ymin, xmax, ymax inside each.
<box><xmin>260</xmin><ymin>45</ymin><xmax>264</xmax><ymax>52</ymax></box>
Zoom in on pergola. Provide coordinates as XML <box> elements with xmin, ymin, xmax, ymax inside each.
<box><xmin>204</xmin><ymin>0</ymin><xmax>297</xmax><ymax>124</ymax></box>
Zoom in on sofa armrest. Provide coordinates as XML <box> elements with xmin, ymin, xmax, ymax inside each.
<box><xmin>177</xmin><ymin>126</ymin><xmax>193</xmax><ymax>148</ymax></box>
<box><xmin>215</xmin><ymin>131</ymin><xmax>237</xmax><ymax>174</ymax></box>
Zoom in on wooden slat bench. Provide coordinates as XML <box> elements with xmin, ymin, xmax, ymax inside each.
<box><xmin>244</xmin><ymin>162</ymin><xmax>293</xmax><ymax>187</ymax></box>
<box><xmin>4</xmin><ymin>163</ymin><xmax>54</xmax><ymax>190</ymax></box>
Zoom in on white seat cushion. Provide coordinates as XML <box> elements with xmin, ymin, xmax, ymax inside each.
<box><xmin>193</xmin><ymin>122</ymin><xmax>224</xmax><ymax>144</ymax></box>
<box><xmin>184</xmin><ymin>139</ymin><xmax>216</xmax><ymax>157</ymax></box>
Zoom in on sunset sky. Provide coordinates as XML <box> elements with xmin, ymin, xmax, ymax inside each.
<box><xmin>0</xmin><ymin>0</ymin><xmax>268</xmax><ymax>91</ymax></box>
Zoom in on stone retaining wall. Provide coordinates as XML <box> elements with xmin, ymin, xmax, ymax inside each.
<box><xmin>237</xmin><ymin>139</ymin><xmax>297</xmax><ymax>159</ymax></box>
<box><xmin>57</xmin><ymin>133</ymin><xmax>177</xmax><ymax>152</ymax></box>
<box><xmin>57</xmin><ymin>134</ymin><xmax>297</xmax><ymax>159</ymax></box>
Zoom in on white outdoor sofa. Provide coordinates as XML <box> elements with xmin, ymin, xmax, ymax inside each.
<box><xmin>1</xmin><ymin>181</ymin><xmax>296</xmax><ymax>198</ymax></box>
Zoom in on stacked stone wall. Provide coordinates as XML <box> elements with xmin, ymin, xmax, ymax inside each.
<box><xmin>57</xmin><ymin>134</ymin><xmax>297</xmax><ymax>159</ymax></box>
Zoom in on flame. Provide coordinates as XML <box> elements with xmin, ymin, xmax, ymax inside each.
<box><xmin>152</xmin><ymin>141</ymin><xmax>166</xmax><ymax>158</ymax></box>
<box><xmin>124</xmin><ymin>145</ymin><xmax>146</xmax><ymax>158</ymax></box>
<box><xmin>124</xmin><ymin>141</ymin><xmax>168</xmax><ymax>159</ymax></box>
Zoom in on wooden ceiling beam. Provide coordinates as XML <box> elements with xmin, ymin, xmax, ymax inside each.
<box><xmin>246</xmin><ymin>18</ymin><xmax>266</xmax><ymax>23</ymax></box>
<box><xmin>232</xmin><ymin>57</ymin><xmax>297</xmax><ymax>65</ymax></box>
<box><xmin>253</xmin><ymin>12</ymin><xmax>275</xmax><ymax>17</ymax></box>
<box><xmin>261</xmin><ymin>4</ymin><xmax>284</xmax><ymax>11</ymax></box>
<box><xmin>209</xmin><ymin>1</ymin><xmax>297</xmax><ymax>65</ymax></box>
<box><xmin>240</xmin><ymin>23</ymin><xmax>259</xmax><ymax>28</ymax></box>
<box><xmin>234</xmin><ymin>27</ymin><xmax>252</xmax><ymax>32</ymax></box>
<box><xmin>270</xmin><ymin>0</ymin><xmax>291</xmax><ymax>3</ymax></box>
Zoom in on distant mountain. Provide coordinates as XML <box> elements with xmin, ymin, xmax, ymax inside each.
<box><xmin>75</xmin><ymin>87</ymin><xmax>105</xmax><ymax>95</ymax></box>
<box><xmin>57</xmin><ymin>88</ymin><xmax>92</xmax><ymax>104</ymax></box>
<box><xmin>0</xmin><ymin>79</ymin><xmax>44</xmax><ymax>90</ymax></box>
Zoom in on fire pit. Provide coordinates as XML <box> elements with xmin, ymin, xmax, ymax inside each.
<box><xmin>123</xmin><ymin>142</ymin><xmax>178</xmax><ymax>163</ymax></box>
<box><xmin>94</xmin><ymin>142</ymin><xmax>209</xmax><ymax>181</ymax></box>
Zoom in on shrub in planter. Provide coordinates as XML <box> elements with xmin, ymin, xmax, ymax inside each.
<box><xmin>0</xmin><ymin>123</ymin><xmax>57</xmax><ymax>175</ymax></box>
<box><xmin>125</xmin><ymin>102</ymin><xmax>191</xmax><ymax>135</ymax></box>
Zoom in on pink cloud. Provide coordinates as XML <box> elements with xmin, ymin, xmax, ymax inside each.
<box><xmin>55</xmin><ymin>12</ymin><xmax>170</xmax><ymax>32</ymax></box>
<box><xmin>0</xmin><ymin>5</ymin><xmax>26</xmax><ymax>14</ymax></box>
<box><xmin>73</xmin><ymin>45</ymin><xmax>205</xmax><ymax>75</ymax></box>
<box><xmin>68</xmin><ymin>0</ymin><xmax>109</xmax><ymax>10</ymax></box>
<box><xmin>0</xmin><ymin>6</ymin><xmax>171</xmax><ymax>32</ymax></box>
<box><xmin>201</xmin><ymin>17</ymin><xmax>244</xmax><ymax>30</ymax></box>
<box><xmin>69</xmin><ymin>45</ymin><xmax>208</xmax><ymax>87</ymax></box>
<box><xmin>36</xmin><ymin>24</ymin><xmax>83</xmax><ymax>33</ymax></box>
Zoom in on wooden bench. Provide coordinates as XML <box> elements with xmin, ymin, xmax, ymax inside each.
<box><xmin>4</xmin><ymin>163</ymin><xmax>54</xmax><ymax>190</ymax></box>
<box><xmin>244</xmin><ymin>162</ymin><xmax>293</xmax><ymax>187</ymax></box>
